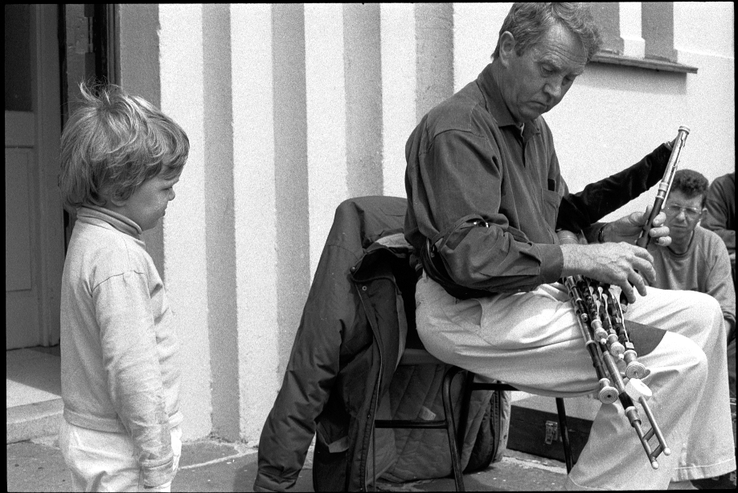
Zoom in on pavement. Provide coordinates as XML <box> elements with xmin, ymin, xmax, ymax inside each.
<box><xmin>6</xmin><ymin>354</ymin><xmax>735</xmax><ymax>492</ymax></box>
<box><xmin>6</xmin><ymin>347</ymin><xmax>571</xmax><ymax>492</ymax></box>
<box><xmin>7</xmin><ymin>347</ymin><xmax>733</xmax><ymax>491</ymax></box>
<box><xmin>6</xmin><ymin>434</ymin><xmax>570</xmax><ymax>492</ymax></box>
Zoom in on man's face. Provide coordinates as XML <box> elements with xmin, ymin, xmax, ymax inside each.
<box><xmin>663</xmin><ymin>190</ymin><xmax>704</xmax><ymax>244</ymax></box>
<box><xmin>498</xmin><ymin>23</ymin><xmax>587</xmax><ymax>123</ymax></box>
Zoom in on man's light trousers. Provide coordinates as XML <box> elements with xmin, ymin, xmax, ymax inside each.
<box><xmin>415</xmin><ymin>274</ymin><xmax>735</xmax><ymax>490</ymax></box>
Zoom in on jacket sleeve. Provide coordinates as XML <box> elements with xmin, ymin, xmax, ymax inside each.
<box><xmin>556</xmin><ymin>143</ymin><xmax>673</xmax><ymax>235</ymax></box>
<box><xmin>702</xmin><ymin>174</ymin><xmax>736</xmax><ymax>255</ymax></box>
<box><xmin>94</xmin><ymin>272</ymin><xmax>174</xmax><ymax>488</ymax></box>
<box><xmin>254</xmin><ymin>243</ymin><xmax>357</xmax><ymax>492</ymax></box>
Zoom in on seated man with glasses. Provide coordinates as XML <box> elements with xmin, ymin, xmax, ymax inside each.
<box><xmin>647</xmin><ymin>169</ymin><xmax>736</xmax><ymax>490</ymax></box>
<box><xmin>647</xmin><ymin>169</ymin><xmax>736</xmax><ymax>399</ymax></box>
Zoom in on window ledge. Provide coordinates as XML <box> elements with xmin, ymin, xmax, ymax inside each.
<box><xmin>591</xmin><ymin>52</ymin><xmax>698</xmax><ymax>74</ymax></box>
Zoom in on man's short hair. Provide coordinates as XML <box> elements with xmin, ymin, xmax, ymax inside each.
<box><xmin>672</xmin><ymin>169</ymin><xmax>710</xmax><ymax>207</ymax></box>
<box><xmin>492</xmin><ymin>2</ymin><xmax>603</xmax><ymax>63</ymax></box>
<box><xmin>59</xmin><ymin>82</ymin><xmax>189</xmax><ymax>211</ymax></box>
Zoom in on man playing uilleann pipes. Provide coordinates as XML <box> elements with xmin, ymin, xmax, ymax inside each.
<box><xmin>404</xmin><ymin>3</ymin><xmax>735</xmax><ymax>489</ymax></box>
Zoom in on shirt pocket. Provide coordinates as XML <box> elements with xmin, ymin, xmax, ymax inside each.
<box><xmin>540</xmin><ymin>189</ymin><xmax>562</xmax><ymax>230</ymax></box>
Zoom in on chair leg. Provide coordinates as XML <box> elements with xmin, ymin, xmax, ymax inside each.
<box><xmin>456</xmin><ymin>371</ymin><xmax>475</xmax><ymax>454</ymax></box>
<box><xmin>555</xmin><ymin>397</ymin><xmax>574</xmax><ymax>473</ymax></box>
<box><xmin>442</xmin><ymin>366</ymin><xmax>465</xmax><ymax>491</ymax></box>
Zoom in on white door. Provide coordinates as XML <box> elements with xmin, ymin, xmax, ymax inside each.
<box><xmin>5</xmin><ymin>5</ymin><xmax>64</xmax><ymax>349</ymax></box>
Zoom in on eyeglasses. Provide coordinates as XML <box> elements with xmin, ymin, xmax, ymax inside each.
<box><xmin>664</xmin><ymin>204</ymin><xmax>702</xmax><ymax>219</ymax></box>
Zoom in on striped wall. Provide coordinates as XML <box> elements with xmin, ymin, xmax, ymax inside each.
<box><xmin>117</xmin><ymin>3</ymin><xmax>734</xmax><ymax>442</ymax></box>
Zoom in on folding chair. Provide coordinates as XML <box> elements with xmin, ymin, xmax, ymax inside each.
<box><xmin>374</xmin><ymin>338</ymin><xmax>573</xmax><ymax>492</ymax></box>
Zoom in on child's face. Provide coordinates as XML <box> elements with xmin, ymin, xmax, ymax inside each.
<box><xmin>118</xmin><ymin>169</ymin><xmax>181</xmax><ymax>231</ymax></box>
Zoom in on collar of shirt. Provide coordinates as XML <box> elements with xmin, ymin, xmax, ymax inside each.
<box><xmin>77</xmin><ymin>205</ymin><xmax>143</xmax><ymax>239</ymax></box>
<box><xmin>667</xmin><ymin>230</ymin><xmax>695</xmax><ymax>256</ymax></box>
<box><xmin>476</xmin><ymin>63</ymin><xmax>540</xmax><ymax>143</ymax></box>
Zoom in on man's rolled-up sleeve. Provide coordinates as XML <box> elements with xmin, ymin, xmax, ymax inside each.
<box><xmin>412</xmin><ymin>129</ymin><xmax>563</xmax><ymax>293</ymax></box>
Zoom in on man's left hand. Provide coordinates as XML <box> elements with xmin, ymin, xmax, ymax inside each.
<box><xmin>605</xmin><ymin>206</ymin><xmax>672</xmax><ymax>247</ymax></box>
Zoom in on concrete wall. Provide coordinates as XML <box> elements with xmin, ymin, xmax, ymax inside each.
<box><xmin>116</xmin><ymin>3</ymin><xmax>735</xmax><ymax>442</ymax></box>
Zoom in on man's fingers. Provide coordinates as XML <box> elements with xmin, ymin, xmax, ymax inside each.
<box><xmin>632</xmin><ymin>205</ymin><xmax>652</xmax><ymax>227</ymax></box>
<box><xmin>631</xmin><ymin>249</ymin><xmax>656</xmax><ymax>286</ymax></box>
<box><xmin>620</xmin><ymin>280</ymin><xmax>637</xmax><ymax>304</ymax></box>
<box><xmin>652</xmin><ymin>234</ymin><xmax>672</xmax><ymax>247</ymax></box>
<box><xmin>651</xmin><ymin>211</ymin><xmax>667</xmax><ymax>228</ymax></box>
<box><xmin>629</xmin><ymin>271</ymin><xmax>648</xmax><ymax>297</ymax></box>
<box><xmin>632</xmin><ymin>244</ymin><xmax>655</xmax><ymax>268</ymax></box>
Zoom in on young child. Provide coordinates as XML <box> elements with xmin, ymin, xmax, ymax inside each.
<box><xmin>57</xmin><ymin>82</ymin><xmax>189</xmax><ymax>492</ymax></box>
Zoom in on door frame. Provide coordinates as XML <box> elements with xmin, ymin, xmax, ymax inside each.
<box><xmin>32</xmin><ymin>5</ymin><xmax>65</xmax><ymax>347</ymax></box>
<box><xmin>60</xmin><ymin>4</ymin><xmax>119</xmax><ymax>249</ymax></box>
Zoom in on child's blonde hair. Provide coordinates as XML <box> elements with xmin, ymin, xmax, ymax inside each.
<box><xmin>59</xmin><ymin>82</ymin><xmax>189</xmax><ymax>211</ymax></box>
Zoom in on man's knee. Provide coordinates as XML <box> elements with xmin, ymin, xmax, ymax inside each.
<box><xmin>701</xmin><ymin>293</ymin><xmax>727</xmax><ymax>339</ymax></box>
<box><xmin>658</xmin><ymin>332</ymin><xmax>709</xmax><ymax>386</ymax></box>
<box><xmin>702</xmin><ymin>292</ymin><xmax>723</xmax><ymax>318</ymax></box>
<box><xmin>682</xmin><ymin>338</ymin><xmax>709</xmax><ymax>385</ymax></box>
<box><xmin>679</xmin><ymin>288</ymin><xmax>720</xmax><ymax>311</ymax></box>
<box><xmin>678</xmin><ymin>290</ymin><xmax>724</xmax><ymax>332</ymax></box>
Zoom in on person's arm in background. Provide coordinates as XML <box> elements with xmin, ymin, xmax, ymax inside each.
<box><xmin>702</xmin><ymin>173</ymin><xmax>736</xmax><ymax>256</ymax></box>
<box><xmin>704</xmin><ymin>232</ymin><xmax>736</xmax><ymax>343</ymax></box>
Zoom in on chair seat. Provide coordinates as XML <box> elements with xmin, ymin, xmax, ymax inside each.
<box><xmin>398</xmin><ymin>348</ymin><xmax>447</xmax><ymax>366</ymax></box>
<box><xmin>399</xmin><ymin>349</ymin><xmax>518</xmax><ymax>390</ymax></box>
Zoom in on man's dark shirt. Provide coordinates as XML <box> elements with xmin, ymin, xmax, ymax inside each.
<box><xmin>404</xmin><ymin>63</ymin><xmax>671</xmax><ymax>295</ymax></box>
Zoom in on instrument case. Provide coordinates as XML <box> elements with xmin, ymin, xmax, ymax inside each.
<box><xmin>506</xmin><ymin>393</ymin><xmax>598</xmax><ymax>465</ymax></box>
<box><xmin>508</xmin><ymin>395</ymin><xmax>736</xmax><ymax>489</ymax></box>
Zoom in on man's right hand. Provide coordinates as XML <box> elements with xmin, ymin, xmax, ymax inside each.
<box><xmin>560</xmin><ymin>242</ymin><xmax>656</xmax><ymax>303</ymax></box>
<box><xmin>604</xmin><ymin>207</ymin><xmax>671</xmax><ymax>248</ymax></box>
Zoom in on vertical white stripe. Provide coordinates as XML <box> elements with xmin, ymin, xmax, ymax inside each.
<box><xmin>380</xmin><ymin>4</ymin><xmax>416</xmax><ymax>198</ymax></box>
<box><xmin>619</xmin><ymin>2</ymin><xmax>645</xmax><ymax>58</ymax></box>
<box><xmin>158</xmin><ymin>3</ymin><xmax>212</xmax><ymax>439</ymax></box>
<box><xmin>304</xmin><ymin>4</ymin><xmax>349</xmax><ymax>278</ymax></box>
<box><xmin>230</xmin><ymin>3</ymin><xmax>281</xmax><ymax>442</ymax></box>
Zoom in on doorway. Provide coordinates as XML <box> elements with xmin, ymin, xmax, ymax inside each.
<box><xmin>5</xmin><ymin>4</ymin><xmax>117</xmax><ymax>351</ymax></box>
<box><xmin>5</xmin><ymin>4</ymin><xmax>64</xmax><ymax>350</ymax></box>
<box><xmin>5</xmin><ymin>4</ymin><xmax>117</xmax><ymax>441</ymax></box>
